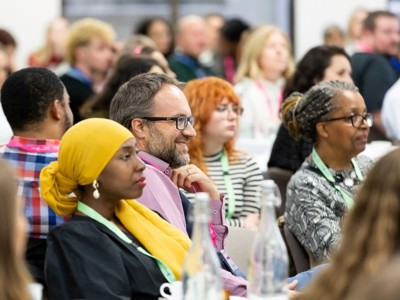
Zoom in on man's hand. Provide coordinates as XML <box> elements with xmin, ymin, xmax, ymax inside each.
<box><xmin>172</xmin><ymin>164</ymin><xmax>220</xmax><ymax>200</ymax></box>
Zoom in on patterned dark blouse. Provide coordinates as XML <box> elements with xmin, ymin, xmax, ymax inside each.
<box><xmin>284</xmin><ymin>154</ymin><xmax>373</xmax><ymax>262</ymax></box>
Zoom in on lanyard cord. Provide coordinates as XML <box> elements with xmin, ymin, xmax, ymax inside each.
<box><xmin>311</xmin><ymin>148</ymin><xmax>363</xmax><ymax>209</ymax></box>
<box><xmin>221</xmin><ymin>150</ymin><xmax>236</xmax><ymax>219</ymax></box>
<box><xmin>77</xmin><ymin>201</ymin><xmax>176</xmax><ymax>283</ymax></box>
<box><xmin>255</xmin><ymin>80</ymin><xmax>283</xmax><ymax>117</ymax></box>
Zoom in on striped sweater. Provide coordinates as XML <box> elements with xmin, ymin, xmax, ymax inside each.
<box><xmin>186</xmin><ymin>151</ymin><xmax>263</xmax><ymax>227</ymax></box>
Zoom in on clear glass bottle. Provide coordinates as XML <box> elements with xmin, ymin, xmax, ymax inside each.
<box><xmin>248</xmin><ymin>180</ymin><xmax>289</xmax><ymax>300</ymax></box>
<box><xmin>182</xmin><ymin>192</ymin><xmax>223</xmax><ymax>300</ymax></box>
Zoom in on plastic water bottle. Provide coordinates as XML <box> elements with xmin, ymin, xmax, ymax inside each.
<box><xmin>248</xmin><ymin>180</ymin><xmax>289</xmax><ymax>300</ymax></box>
<box><xmin>182</xmin><ymin>192</ymin><xmax>223</xmax><ymax>300</ymax></box>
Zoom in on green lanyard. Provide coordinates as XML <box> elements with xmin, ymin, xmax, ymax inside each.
<box><xmin>221</xmin><ymin>150</ymin><xmax>236</xmax><ymax>219</ymax></box>
<box><xmin>77</xmin><ymin>201</ymin><xmax>176</xmax><ymax>283</ymax></box>
<box><xmin>311</xmin><ymin>148</ymin><xmax>363</xmax><ymax>209</ymax></box>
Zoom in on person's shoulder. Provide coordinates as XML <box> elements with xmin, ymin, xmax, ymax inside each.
<box><xmin>49</xmin><ymin>216</ymin><xmax>100</xmax><ymax>239</ymax></box>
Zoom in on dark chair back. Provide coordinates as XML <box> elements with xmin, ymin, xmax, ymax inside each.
<box><xmin>265</xmin><ymin>167</ymin><xmax>293</xmax><ymax>216</ymax></box>
<box><xmin>283</xmin><ymin>223</ymin><xmax>310</xmax><ymax>274</ymax></box>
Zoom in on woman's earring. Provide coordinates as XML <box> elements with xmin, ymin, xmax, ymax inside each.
<box><xmin>92</xmin><ymin>179</ymin><xmax>100</xmax><ymax>199</ymax></box>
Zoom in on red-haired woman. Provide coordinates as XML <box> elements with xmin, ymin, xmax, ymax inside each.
<box><xmin>184</xmin><ymin>77</ymin><xmax>263</xmax><ymax>230</ymax></box>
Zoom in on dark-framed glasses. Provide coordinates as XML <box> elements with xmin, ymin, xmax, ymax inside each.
<box><xmin>322</xmin><ymin>113</ymin><xmax>373</xmax><ymax>128</ymax></box>
<box><xmin>140</xmin><ymin>116</ymin><xmax>195</xmax><ymax>130</ymax></box>
<box><xmin>215</xmin><ymin>104</ymin><xmax>244</xmax><ymax>116</ymax></box>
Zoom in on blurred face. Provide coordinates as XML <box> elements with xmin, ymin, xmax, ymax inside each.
<box><xmin>0</xmin><ymin>50</ymin><xmax>9</xmax><ymax>88</ymax></box>
<box><xmin>80</xmin><ymin>37</ymin><xmax>114</xmax><ymax>74</ymax></box>
<box><xmin>151</xmin><ymin>51</ymin><xmax>176</xmax><ymax>78</ymax></box>
<box><xmin>97</xmin><ymin>138</ymin><xmax>146</xmax><ymax>200</ymax></box>
<box><xmin>49</xmin><ymin>18</ymin><xmax>69</xmax><ymax>57</ymax></box>
<box><xmin>205</xmin><ymin>15</ymin><xmax>225</xmax><ymax>50</ymax></box>
<box><xmin>259</xmin><ymin>32</ymin><xmax>290</xmax><ymax>78</ymax></box>
<box><xmin>178</xmin><ymin>20</ymin><xmax>208</xmax><ymax>57</ymax></box>
<box><xmin>349</xmin><ymin>9</ymin><xmax>368</xmax><ymax>39</ymax></box>
<box><xmin>321</xmin><ymin>55</ymin><xmax>353</xmax><ymax>83</ymax></box>
<box><xmin>372</xmin><ymin>16</ymin><xmax>400</xmax><ymax>56</ymax></box>
<box><xmin>15</xmin><ymin>195</ymin><xmax>28</xmax><ymax>259</ymax></box>
<box><xmin>144</xmin><ymin>84</ymin><xmax>196</xmax><ymax>168</ymax></box>
<box><xmin>147</xmin><ymin>20</ymin><xmax>172</xmax><ymax>55</ymax></box>
<box><xmin>203</xmin><ymin>97</ymin><xmax>240</xmax><ymax>145</ymax></box>
<box><xmin>322</xmin><ymin>91</ymin><xmax>370</xmax><ymax>158</ymax></box>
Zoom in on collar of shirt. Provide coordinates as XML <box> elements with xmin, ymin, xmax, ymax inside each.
<box><xmin>7</xmin><ymin>136</ymin><xmax>60</xmax><ymax>153</ymax></box>
<box><xmin>138</xmin><ymin>151</ymin><xmax>173</xmax><ymax>178</ymax></box>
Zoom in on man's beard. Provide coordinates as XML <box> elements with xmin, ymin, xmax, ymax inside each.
<box><xmin>147</xmin><ymin>125</ymin><xmax>189</xmax><ymax>168</ymax></box>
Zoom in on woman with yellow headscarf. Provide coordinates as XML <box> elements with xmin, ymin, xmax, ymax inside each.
<box><xmin>40</xmin><ymin>118</ymin><xmax>191</xmax><ymax>300</ymax></box>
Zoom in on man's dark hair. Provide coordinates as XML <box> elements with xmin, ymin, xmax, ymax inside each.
<box><xmin>363</xmin><ymin>10</ymin><xmax>398</xmax><ymax>32</ymax></box>
<box><xmin>1</xmin><ymin>67</ymin><xmax>64</xmax><ymax>131</ymax></box>
<box><xmin>109</xmin><ymin>73</ymin><xmax>184</xmax><ymax>130</ymax></box>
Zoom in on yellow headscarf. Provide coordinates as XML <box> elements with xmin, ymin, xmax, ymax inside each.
<box><xmin>40</xmin><ymin>118</ymin><xmax>190</xmax><ymax>279</ymax></box>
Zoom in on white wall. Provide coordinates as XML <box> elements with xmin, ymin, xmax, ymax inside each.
<box><xmin>0</xmin><ymin>0</ymin><xmax>62</xmax><ymax>69</ymax></box>
<box><xmin>294</xmin><ymin>0</ymin><xmax>387</xmax><ymax>60</ymax></box>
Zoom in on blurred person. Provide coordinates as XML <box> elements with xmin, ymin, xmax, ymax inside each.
<box><xmin>293</xmin><ymin>147</ymin><xmax>400</xmax><ymax>300</ymax></box>
<box><xmin>269</xmin><ymin>45</ymin><xmax>353</xmax><ymax>173</ymax></box>
<box><xmin>351</xmin><ymin>10</ymin><xmax>400</xmax><ymax>140</ymax></box>
<box><xmin>0</xmin><ymin>28</ymin><xmax>17</xmax><ymax>72</ymax></box>
<box><xmin>0</xmin><ymin>44</ymin><xmax>10</xmax><ymax>87</ymax></box>
<box><xmin>234</xmin><ymin>25</ymin><xmax>294</xmax><ymax>160</ymax></box>
<box><xmin>0</xmin><ymin>159</ymin><xmax>40</xmax><ymax>300</ymax></box>
<box><xmin>28</xmin><ymin>17</ymin><xmax>70</xmax><ymax>72</ymax></box>
<box><xmin>119</xmin><ymin>35</ymin><xmax>176</xmax><ymax>78</ymax></box>
<box><xmin>81</xmin><ymin>55</ymin><xmax>164</xmax><ymax>118</ymax></box>
<box><xmin>134</xmin><ymin>17</ymin><xmax>174</xmax><ymax>58</ymax></box>
<box><xmin>345</xmin><ymin>7</ymin><xmax>369</xmax><ymax>54</ymax></box>
<box><xmin>40</xmin><ymin>118</ymin><xmax>191</xmax><ymax>300</ymax></box>
<box><xmin>109</xmin><ymin>73</ymin><xmax>248</xmax><ymax>296</ymax></box>
<box><xmin>0</xmin><ymin>68</ymin><xmax>73</xmax><ymax>286</ymax></box>
<box><xmin>0</xmin><ymin>44</ymin><xmax>13</xmax><ymax>145</ymax></box>
<box><xmin>199</xmin><ymin>13</ymin><xmax>225</xmax><ymax>78</ymax></box>
<box><xmin>60</xmin><ymin>18</ymin><xmax>115</xmax><ymax>123</ymax></box>
<box><xmin>184</xmin><ymin>77</ymin><xmax>263</xmax><ymax>230</ymax></box>
<box><xmin>283</xmin><ymin>81</ymin><xmax>372</xmax><ymax>264</ymax></box>
<box><xmin>218</xmin><ymin>18</ymin><xmax>251</xmax><ymax>83</ymax></box>
<box><xmin>323</xmin><ymin>25</ymin><xmax>345</xmax><ymax>48</ymax></box>
<box><xmin>382</xmin><ymin>77</ymin><xmax>400</xmax><ymax>141</ymax></box>
<box><xmin>168</xmin><ymin>14</ymin><xmax>213</xmax><ymax>82</ymax></box>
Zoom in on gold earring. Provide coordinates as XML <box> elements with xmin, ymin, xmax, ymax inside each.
<box><xmin>92</xmin><ymin>179</ymin><xmax>100</xmax><ymax>199</ymax></box>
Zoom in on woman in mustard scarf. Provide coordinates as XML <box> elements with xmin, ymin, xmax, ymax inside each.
<box><xmin>40</xmin><ymin>118</ymin><xmax>190</xmax><ymax>300</ymax></box>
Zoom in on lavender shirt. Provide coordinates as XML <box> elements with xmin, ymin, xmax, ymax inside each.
<box><xmin>137</xmin><ymin>152</ymin><xmax>247</xmax><ymax>296</ymax></box>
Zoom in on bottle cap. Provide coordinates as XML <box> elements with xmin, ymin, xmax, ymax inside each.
<box><xmin>261</xmin><ymin>179</ymin><xmax>277</xmax><ymax>189</ymax></box>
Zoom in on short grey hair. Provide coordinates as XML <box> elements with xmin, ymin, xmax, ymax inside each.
<box><xmin>109</xmin><ymin>73</ymin><xmax>185</xmax><ymax>129</ymax></box>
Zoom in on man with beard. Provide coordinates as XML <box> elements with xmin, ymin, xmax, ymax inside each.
<box><xmin>60</xmin><ymin>18</ymin><xmax>115</xmax><ymax>123</ymax></box>
<box><xmin>109</xmin><ymin>73</ymin><xmax>248</xmax><ymax>297</ymax></box>
<box><xmin>0</xmin><ymin>67</ymin><xmax>73</xmax><ymax>286</ymax></box>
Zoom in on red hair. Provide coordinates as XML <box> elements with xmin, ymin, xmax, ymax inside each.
<box><xmin>184</xmin><ymin>77</ymin><xmax>241</xmax><ymax>173</ymax></box>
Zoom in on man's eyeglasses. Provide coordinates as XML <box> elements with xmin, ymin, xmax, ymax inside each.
<box><xmin>322</xmin><ymin>113</ymin><xmax>373</xmax><ymax>128</ymax></box>
<box><xmin>215</xmin><ymin>104</ymin><xmax>244</xmax><ymax>116</ymax></box>
<box><xmin>141</xmin><ymin>116</ymin><xmax>195</xmax><ymax>130</ymax></box>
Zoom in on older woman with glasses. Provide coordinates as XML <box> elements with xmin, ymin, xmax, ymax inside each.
<box><xmin>282</xmin><ymin>80</ymin><xmax>373</xmax><ymax>265</ymax></box>
<box><xmin>184</xmin><ymin>77</ymin><xmax>263</xmax><ymax>230</ymax></box>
